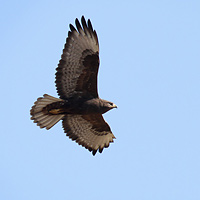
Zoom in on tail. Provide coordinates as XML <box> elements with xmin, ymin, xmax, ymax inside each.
<box><xmin>30</xmin><ymin>94</ymin><xmax>65</xmax><ymax>130</ymax></box>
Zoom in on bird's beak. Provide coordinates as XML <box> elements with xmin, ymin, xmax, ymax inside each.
<box><xmin>113</xmin><ymin>104</ymin><xmax>117</xmax><ymax>108</ymax></box>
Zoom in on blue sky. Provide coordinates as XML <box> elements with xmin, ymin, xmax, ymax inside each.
<box><xmin>1</xmin><ymin>0</ymin><xmax>200</xmax><ymax>199</ymax></box>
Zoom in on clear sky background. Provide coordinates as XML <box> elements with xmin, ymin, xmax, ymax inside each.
<box><xmin>1</xmin><ymin>0</ymin><xmax>200</xmax><ymax>199</ymax></box>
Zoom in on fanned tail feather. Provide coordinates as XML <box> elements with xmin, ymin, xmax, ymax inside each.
<box><xmin>30</xmin><ymin>94</ymin><xmax>65</xmax><ymax>130</ymax></box>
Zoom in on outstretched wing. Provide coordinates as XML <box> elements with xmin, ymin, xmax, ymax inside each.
<box><xmin>56</xmin><ymin>16</ymin><xmax>99</xmax><ymax>99</ymax></box>
<box><xmin>62</xmin><ymin>114</ymin><xmax>115</xmax><ymax>155</ymax></box>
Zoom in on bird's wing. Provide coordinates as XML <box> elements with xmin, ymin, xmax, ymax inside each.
<box><xmin>56</xmin><ymin>16</ymin><xmax>99</xmax><ymax>99</ymax></box>
<box><xmin>62</xmin><ymin>114</ymin><xmax>115</xmax><ymax>155</ymax></box>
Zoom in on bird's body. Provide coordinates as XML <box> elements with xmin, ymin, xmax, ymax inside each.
<box><xmin>30</xmin><ymin>16</ymin><xmax>117</xmax><ymax>155</ymax></box>
<box><xmin>43</xmin><ymin>98</ymin><xmax>115</xmax><ymax>115</ymax></box>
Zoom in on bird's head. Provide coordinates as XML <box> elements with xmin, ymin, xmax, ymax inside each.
<box><xmin>100</xmin><ymin>99</ymin><xmax>117</xmax><ymax>114</ymax></box>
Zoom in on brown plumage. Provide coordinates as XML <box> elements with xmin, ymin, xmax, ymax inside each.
<box><xmin>30</xmin><ymin>16</ymin><xmax>117</xmax><ymax>155</ymax></box>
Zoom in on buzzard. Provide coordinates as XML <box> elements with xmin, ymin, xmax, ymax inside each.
<box><xmin>30</xmin><ymin>16</ymin><xmax>117</xmax><ymax>155</ymax></box>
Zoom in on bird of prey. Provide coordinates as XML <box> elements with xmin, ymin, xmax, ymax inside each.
<box><xmin>30</xmin><ymin>16</ymin><xmax>117</xmax><ymax>155</ymax></box>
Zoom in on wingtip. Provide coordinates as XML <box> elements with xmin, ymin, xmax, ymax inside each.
<box><xmin>81</xmin><ymin>15</ymin><xmax>85</xmax><ymax>21</ymax></box>
<box><xmin>69</xmin><ymin>24</ymin><xmax>76</xmax><ymax>32</ymax></box>
<box><xmin>75</xmin><ymin>18</ymin><xmax>80</xmax><ymax>25</ymax></box>
<box><xmin>92</xmin><ymin>150</ymin><xmax>97</xmax><ymax>156</ymax></box>
<box><xmin>99</xmin><ymin>148</ymin><xmax>104</xmax><ymax>153</ymax></box>
<box><xmin>87</xmin><ymin>19</ymin><xmax>93</xmax><ymax>31</ymax></box>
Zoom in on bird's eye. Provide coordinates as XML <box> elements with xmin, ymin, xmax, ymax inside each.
<box><xmin>109</xmin><ymin>103</ymin><xmax>113</xmax><ymax>106</ymax></box>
